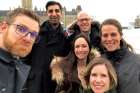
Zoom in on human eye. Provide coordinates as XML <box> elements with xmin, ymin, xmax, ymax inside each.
<box><xmin>102</xmin><ymin>33</ymin><xmax>108</xmax><ymax>38</ymax></box>
<box><xmin>48</xmin><ymin>9</ymin><xmax>53</xmax><ymax>13</ymax></box>
<box><xmin>16</xmin><ymin>25</ymin><xmax>28</xmax><ymax>34</ymax></box>
<box><xmin>55</xmin><ymin>9</ymin><xmax>60</xmax><ymax>13</ymax></box>
<box><xmin>90</xmin><ymin>73</ymin><xmax>97</xmax><ymax>77</ymax></box>
<box><xmin>75</xmin><ymin>45</ymin><xmax>80</xmax><ymax>48</ymax></box>
<box><xmin>30</xmin><ymin>31</ymin><xmax>38</xmax><ymax>38</ymax></box>
<box><xmin>101</xmin><ymin>74</ymin><xmax>107</xmax><ymax>78</ymax></box>
<box><xmin>111</xmin><ymin>32</ymin><xmax>117</xmax><ymax>37</ymax></box>
<box><xmin>82</xmin><ymin>44</ymin><xmax>88</xmax><ymax>48</ymax></box>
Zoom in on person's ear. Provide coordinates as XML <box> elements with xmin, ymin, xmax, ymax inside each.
<box><xmin>1</xmin><ymin>21</ymin><xmax>8</xmax><ymax>32</ymax></box>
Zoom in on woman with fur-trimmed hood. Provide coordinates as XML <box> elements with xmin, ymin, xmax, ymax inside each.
<box><xmin>50</xmin><ymin>34</ymin><xmax>100</xmax><ymax>93</ymax></box>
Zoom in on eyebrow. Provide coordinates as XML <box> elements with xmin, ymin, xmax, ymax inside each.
<box><xmin>17</xmin><ymin>23</ymin><xmax>38</xmax><ymax>32</ymax></box>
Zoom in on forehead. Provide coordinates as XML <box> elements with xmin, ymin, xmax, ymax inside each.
<box><xmin>77</xmin><ymin>12</ymin><xmax>90</xmax><ymax>19</ymax></box>
<box><xmin>75</xmin><ymin>37</ymin><xmax>88</xmax><ymax>45</ymax></box>
<box><xmin>47</xmin><ymin>4</ymin><xmax>60</xmax><ymax>10</ymax></box>
<box><xmin>101</xmin><ymin>25</ymin><xmax>119</xmax><ymax>33</ymax></box>
<box><xmin>91</xmin><ymin>64</ymin><xmax>108</xmax><ymax>73</ymax></box>
<box><xmin>13</xmin><ymin>15</ymin><xmax>39</xmax><ymax>32</ymax></box>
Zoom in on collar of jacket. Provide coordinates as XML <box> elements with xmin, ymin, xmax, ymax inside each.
<box><xmin>40</xmin><ymin>20</ymin><xmax>63</xmax><ymax>33</ymax></box>
<box><xmin>104</xmin><ymin>40</ymin><xmax>128</xmax><ymax>63</ymax></box>
<box><xmin>0</xmin><ymin>48</ymin><xmax>16</xmax><ymax>64</ymax></box>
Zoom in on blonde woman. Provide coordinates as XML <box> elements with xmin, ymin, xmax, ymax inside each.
<box><xmin>84</xmin><ymin>57</ymin><xmax>117</xmax><ymax>93</ymax></box>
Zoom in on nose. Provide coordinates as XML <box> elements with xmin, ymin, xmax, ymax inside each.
<box><xmin>106</xmin><ymin>35</ymin><xmax>112</xmax><ymax>41</ymax></box>
<box><xmin>51</xmin><ymin>11</ymin><xmax>57</xmax><ymax>16</ymax></box>
<box><xmin>95</xmin><ymin>76</ymin><xmax>102</xmax><ymax>83</ymax></box>
<box><xmin>78</xmin><ymin>47</ymin><xmax>83</xmax><ymax>51</ymax></box>
<box><xmin>23</xmin><ymin>33</ymin><xmax>33</xmax><ymax>42</ymax></box>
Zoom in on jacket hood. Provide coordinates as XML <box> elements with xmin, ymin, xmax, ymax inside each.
<box><xmin>50</xmin><ymin>56</ymin><xmax>71</xmax><ymax>85</ymax></box>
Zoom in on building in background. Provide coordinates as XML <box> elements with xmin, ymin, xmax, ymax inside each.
<box><xmin>22</xmin><ymin>0</ymin><xmax>32</xmax><ymax>10</ymax></box>
<box><xmin>0</xmin><ymin>0</ymin><xmax>81</xmax><ymax>27</ymax></box>
<box><xmin>135</xmin><ymin>15</ymin><xmax>140</xmax><ymax>28</ymax></box>
<box><xmin>62</xmin><ymin>5</ymin><xmax>82</xmax><ymax>27</ymax></box>
<box><xmin>35</xmin><ymin>5</ymin><xmax>82</xmax><ymax>27</ymax></box>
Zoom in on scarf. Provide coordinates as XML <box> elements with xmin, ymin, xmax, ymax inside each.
<box><xmin>104</xmin><ymin>41</ymin><xmax>128</xmax><ymax>65</ymax></box>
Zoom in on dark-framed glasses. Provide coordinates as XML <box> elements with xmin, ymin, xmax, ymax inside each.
<box><xmin>11</xmin><ymin>24</ymin><xmax>39</xmax><ymax>41</ymax></box>
<box><xmin>78</xmin><ymin>18</ymin><xmax>90</xmax><ymax>22</ymax></box>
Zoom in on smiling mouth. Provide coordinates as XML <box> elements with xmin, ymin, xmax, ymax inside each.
<box><xmin>107</xmin><ymin>43</ymin><xmax>113</xmax><ymax>46</ymax></box>
<box><xmin>94</xmin><ymin>85</ymin><xmax>104</xmax><ymax>89</ymax></box>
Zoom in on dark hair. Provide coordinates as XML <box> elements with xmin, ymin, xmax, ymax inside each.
<box><xmin>45</xmin><ymin>1</ymin><xmax>62</xmax><ymax>11</ymax></box>
<box><xmin>71</xmin><ymin>33</ymin><xmax>92</xmax><ymax>63</ymax></box>
<box><xmin>84</xmin><ymin>57</ymin><xmax>117</xmax><ymax>91</ymax></box>
<box><xmin>4</xmin><ymin>8</ymin><xmax>40</xmax><ymax>25</ymax></box>
<box><xmin>72</xmin><ymin>33</ymin><xmax>91</xmax><ymax>52</ymax></box>
<box><xmin>100</xmin><ymin>18</ymin><xmax>122</xmax><ymax>36</ymax></box>
<box><xmin>100</xmin><ymin>18</ymin><xmax>134</xmax><ymax>51</ymax></box>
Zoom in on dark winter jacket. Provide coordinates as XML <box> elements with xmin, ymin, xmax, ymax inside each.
<box><xmin>50</xmin><ymin>56</ymin><xmax>87</xmax><ymax>93</ymax></box>
<box><xmin>25</xmin><ymin>21</ymin><xmax>70</xmax><ymax>93</ymax></box>
<box><xmin>103</xmin><ymin>41</ymin><xmax>140</xmax><ymax>93</ymax></box>
<box><xmin>0</xmin><ymin>48</ymin><xmax>30</xmax><ymax>93</ymax></box>
<box><xmin>50</xmin><ymin>51</ymin><xmax>96</xmax><ymax>93</ymax></box>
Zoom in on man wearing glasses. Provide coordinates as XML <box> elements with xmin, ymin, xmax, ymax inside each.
<box><xmin>25</xmin><ymin>1</ymin><xmax>70</xmax><ymax>93</ymax></box>
<box><xmin>0</xmin><ymin>8</ymin><xmax>40</xmax><ymax>93</ymax></box>
<box><xmin>67</xmin><ymin>11</ymin><xmax>102</xmax><ymax>53</ymax></box>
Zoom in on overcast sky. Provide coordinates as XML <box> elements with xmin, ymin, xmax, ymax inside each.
<box><xmin>0</xmin><ymin>0</ymin><xmax>140</xmax><ymax>26</ymax></box>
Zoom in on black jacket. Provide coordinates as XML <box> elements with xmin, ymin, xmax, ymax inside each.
<box><xmin>25</xmin><ymin>21</ymin><xmax>70</xmax><ymax>93</ymax></box>
<box><xmin>0</xmin><ymin>48</ymin><xmax>30</xmax><ymax>93</ymax></box>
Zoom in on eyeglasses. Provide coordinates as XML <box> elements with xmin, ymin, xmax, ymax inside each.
<box><xmin>11</xmin><ymin>24</ymin><xmax>39</xmax><ymax>41</ymax></box>
<box><xmin>102</xmin><ymin>32</ymin><xmax>117</xmax><ymax>38</ymax></box>
<box><xmin>78</xmin><ymin>18</ymin><xmax>90</xmax><ymax>22</ymax></box>
<box><xmin>48</xmin><ymin>9</ymin><xmax>61</xmax><ymax>13</ymax></box>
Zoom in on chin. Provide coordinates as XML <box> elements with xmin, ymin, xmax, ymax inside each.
<box><xmin>19</xmin><ymin>52</ymin><xmax>29</xmax><ymax>58</ymax></box>
<box><xmin>18</xmin><ymin>50</ymin><xmax>31</xmax><ymax>58</ymax></box>
<box><xmin>107</xmin><ymin>48</ymin><xmax>116</xmax><ymax>52</ymax></box>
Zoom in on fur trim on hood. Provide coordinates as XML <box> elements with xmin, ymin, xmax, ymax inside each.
<box><xmin>50</xmin><ymin>56</ymin><xmax>72</xmax><ymax>85</ymax></box>
<box><xmin>67</xmin><ymin>20</ymin><xmax>100</xmax><ymax>31</ymax></box>
<box><xmin>50</xmin><ymin>48</ymin><xmax>100</xmax><ymax>86</ymax></box>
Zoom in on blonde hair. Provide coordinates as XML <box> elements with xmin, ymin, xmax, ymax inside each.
<box><xmin>84</xmin><ymin>57</ymin><xmax>117</xmax><ymax>90</ymax></box>
<box><xmin>4</xmin><ymin>8</ymin><xmax>40</xmax><ymax>25</ymax></box>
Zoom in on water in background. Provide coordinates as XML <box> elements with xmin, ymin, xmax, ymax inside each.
<box><xmin>123</xmin><ymin>29</ymin><xmax>140</xmax><ymax>54</ymax></box>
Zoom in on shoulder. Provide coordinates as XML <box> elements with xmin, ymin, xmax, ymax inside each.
<box><xmin>40</xmin><ymin>20</ymin><xmax>49</xmax><ymax>28</ymax></box>
<box><xmin>91</xmin><ymin>21</ymin><xmax>100</xmax><ymax>28</ymax></box>
<box><xmin>90</xmin><ymin>21</ymin><xmax>100</xmax><ymax>35</ymax></box>
<box><xmin>124</xmin><ymin>51</ymin><xmax>140</xmax><ymax>65</ymax></box>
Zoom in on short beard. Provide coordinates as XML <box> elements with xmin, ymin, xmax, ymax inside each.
<box><xmin>3</xmin><ymin>33</ymin><xmax>30</xmax><ymax>58</ymax></box>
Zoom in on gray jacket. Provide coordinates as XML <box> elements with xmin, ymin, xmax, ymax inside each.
<box><xmin>0</xmin><ymin>48</ymin><xmax>30</xmax><ymax>93</ymax></box>
<box><xmin>104</xmin><ymin>49</ymin><xmax>140</xmax><ymax>93</ymax></box>
<box><xmin>116</xmin><ymin>51</ymin><xmax>140</xmax><ymax>93</ymax></box>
